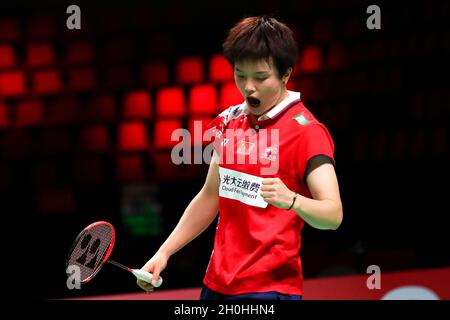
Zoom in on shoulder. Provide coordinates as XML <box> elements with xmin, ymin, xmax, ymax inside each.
<box><xmin>287</xmin><ymin>102</ymin><xmax>321</xmax><ymax>130</ymax></box>
<box><xmin>287</xmin><ymin>103</ymin><xmax>334</xmax><ymax>142</ymax></box>
<box><xmin>220</xmin><ymin>103</ymin><xmax>246</xmax><ymax>124</ymax></box>
<box><xmin>207</xmin><ymin>102</ymin><xmax>245</xmax><ymax>135</ymax></box>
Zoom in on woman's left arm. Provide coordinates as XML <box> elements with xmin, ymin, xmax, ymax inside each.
<box><xmin>261</xmin><ymin>157</ymin><xmax>343</xmax><ymax>230</ymax></box>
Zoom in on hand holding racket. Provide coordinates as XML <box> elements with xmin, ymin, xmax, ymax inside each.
<box><xmin>66</xmin><ymin>221</ymin><xmax>163</xmax><ymax>288</ymax></box>
<box><xmin>136</xmin><ymin>250</ymin><xmax>168</xmax><ymax>292</ymax></box>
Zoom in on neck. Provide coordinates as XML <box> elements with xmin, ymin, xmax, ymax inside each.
<box><xmin>250</xmin><ymin>89</ymin><xmax>289</xmax><ymax>117</ymax></box>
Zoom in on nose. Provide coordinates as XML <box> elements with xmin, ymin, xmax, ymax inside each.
<box><xmin>244</xmin><ymin>79</ymin><xmax>256</xmax><ymax>96</ymax></box>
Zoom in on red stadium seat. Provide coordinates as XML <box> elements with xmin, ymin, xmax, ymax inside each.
<box><xmin>123</xmin><ymin>91</ymin><xmax>152</xmax><ymax>119</ymax></box>
<box><xmin>37</xmin><ymin>189</ymin><xmax>76</xmax><ymax>214</ymax></box>
<box><xmin>68</xmin><ymin>68</ymin><xmax>97</xmax><ymax>92</ymax></box>
<box><xmin>46</xmin><ymin>97</ymin><xmax>80</xmax><ymax>125</ymax></box>
<box><xmin>151</xmin><ymin>152</ymin><xmax>204</xmax><ymax>180</ymax></box>
<box><xmin>142</xmin><ymin>61</ymin><xmax>169</xmax><ymax>87</ymax></box>
<box><xmin>15</xmin><ymin>99</ymin><xmax>45</xmax><ymax>127</ymax></box>
<box><xmin>66</xmin><ymin>41</ymin><xmax>95</xmax><ymax>64</ymax></box>
<box><xmin>75</xmin><ymin>156</ymin><xmax>104</xmax><ymax>185</ymax></box>
<box><xmin>0</xmin><ymin>44</ymin><xmax>15</xmax><ymax>69</ymax></box>
<box><xmin>32</xmin><ymin>161</ymin><xmax>58</xmax><ymax>187</ymax></box>
<box><xmin>80</xmin><ymin>125</ymin><xmax>110</xmax><ymax>152</ymax></box>
<box><xmin>326</xmin><ymin>44</ymin><xmax>345</xmax><ymax>70</ymax></box>
<box><xmin>103</xmin><ymin>38</ymin><xmax>135</xmax><ymax>62</ymax></box>
<box><xmin>27</xmin><ymin>16</ymin><xmax>56</xmax><ymax>39</ymax></box>
<box><xmin>40</xmin><ymin>128</ymin><xmax>73</xmax><ymax>154</ymax></box>
<box><xmin>152</xmin><ymin>152</ymin><xmax>181</xmax><ymax>180</ymax></box>
<box><xmin>209</xmin><ymin>54</ymin><xmax>233</xmax><ymax>82</ymax></box>
<box><xmin>176</xmin><ymin>57</ymin><xmax>204</xmax><ymax>84</ymax></box>
<box><xmin>219</xmin><ymin>82</ymin><xmax>242</xmax><ymax>110</ymax></box>
<box><xmin>297</xmin><ymin>78</ymin><xmax>317</xmax><ymax>100</ymax></box>
<box><xmin>2</xmin><ymin>129</ymin><xmax>33</xmax><ymax>156</ymax></box>
<box><xmin>148</xmin><ymin>32</ymin><xmax>175</xmax><ymax>57</ymax></box>
<box><xmin>118</xmin><ymin>122</ymin><xmax>149</xmax><ymax>151</ymax></box>
<box><xmin>156</xmin><ymin>87</ymin><xmax>186</xmax><ymax>117</ymax></box>
<box><xmin>0</xmin><ymin>18</ymin><xmax>21</xmax><ymax>41</ymax></box>
<box><xmin>0</xmin><ymin>101</ymin><xmax>9</xmax><ymax>128</ymax></box>
<box><xmin>188</xmin><ymin>84</ymin><xmax>218</xmax><ymax>115</ymax></box>
<box><xmin>26</xmin><ymin>43</ymin><xmax>54</xmax><ymax>67</ymax></box>
<box><xmin>0</xmin><ymin>71</ymin><xmax>26</xmax><ymax>97</ymax></box>
<box><xmin>188</xmin><ymin>117</ymin><xmax>213</xmax><ymax>146</ymax></box>
<box><xmin>96</xmin><ymin>12</ymin><xmax>123</xmax><ymax>35</ymax></box>
<box><xmin>105</xmin><ymin>65</ymin><xmax>134</xmax><ymax>89</ymax></box>
<box><xmin>311</xmin><ymin>20</ymin><xmax>333</xmax><ymax>44</ymax></box>
<box><xmin>342</xmin><ymin>16</ymin><xmax>364</xmax><ymax>39</ymax></box>
<box><xmin>117</xmin><ymin>155</ymin><xmax>145</xmax><ymax>182</ymax></box>
<box><xmin>290</xmin><ymin>57</ymin><xmax>301</xmax><ymax>79</ymax></box>
<box><xmin>86</xmin><ymin>94</ymin><xmax>117</xmax><ymax>121</ymax></box>
<box><xmin>286</xmin><ymin>79</ymin><xmax>300</xmax><ymax>91</ymax></box>
<box><xmin>32</xmin><ymin>69</ymin><xmax>62</xmax><ymax>94</ymax></box>
<box><xmin>154</xmin><ymin>119</ymin><xmax>183</xmax><ymax>149</ymax></box>
<box><xmin>299</xmin><ymin>46</ymin><xmax>322</xmax><ymax>73</ymax></box>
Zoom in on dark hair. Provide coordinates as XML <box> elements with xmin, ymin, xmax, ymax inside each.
<box><xmin>222</xmin><ymin>16</ymin><xmax>299</xmax><ymax>79</ymax></box>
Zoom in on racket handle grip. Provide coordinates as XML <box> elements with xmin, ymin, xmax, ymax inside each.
<box><xmin>132</xmin><ymin>269</ymin><xmax>163</xmax><ymax>287</ymax></box>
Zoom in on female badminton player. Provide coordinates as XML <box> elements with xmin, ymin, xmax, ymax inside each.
<box><xmin>137</xmin><ymin>15</ymin><xmax>343</xmax><ymax>300</ymax></box>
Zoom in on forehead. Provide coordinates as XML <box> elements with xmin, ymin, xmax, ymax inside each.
<box><xmin>234</xmin><ymin>57</ymin><xmax>274</xmax><ymax>72</ymax></box>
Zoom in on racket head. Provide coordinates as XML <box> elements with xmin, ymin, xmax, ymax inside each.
<box><xmin>66</xmin><ymin>221</ymin><xmax>115</xmax><ymax>283</ymax></box>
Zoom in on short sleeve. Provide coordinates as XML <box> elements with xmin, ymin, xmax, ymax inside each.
<box><xmin>205</xmin><ymin>113</ymin><xmax>227</xmax><ymax>154</ymax></box>
<box><xmin>205</xmin><ymin>104</ymin><xmax>244</xmax><ymax>154</ymax></box>
<box><xmin>295</xmin><ymin>123</ymin><xmax>335</xmax><ymax>182</ymax></box>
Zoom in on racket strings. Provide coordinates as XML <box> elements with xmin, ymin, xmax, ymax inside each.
<box><xmin>67</xmin><ymin>223</ymin><xmax>114</xmax><ymax>282</ymax></box>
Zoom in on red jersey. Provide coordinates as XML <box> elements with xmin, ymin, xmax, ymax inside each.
<box><xmin>203</xmin><ymin>91</ymin><xmax>335</xmax><ymax>295</ymax></box>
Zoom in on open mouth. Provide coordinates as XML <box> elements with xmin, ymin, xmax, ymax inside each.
<box><xmin>246</xmin><ymin>96</ymin><xmax>261</xmax><ymax>107</ymax></box>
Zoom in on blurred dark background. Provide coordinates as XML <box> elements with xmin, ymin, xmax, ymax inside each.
<box><xmin>1</xmin><ymin>0</ymin><xmax>448</xmax><ymax>299</ymax></box>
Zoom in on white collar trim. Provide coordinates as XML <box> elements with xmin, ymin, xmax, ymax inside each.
<box><xmin>263</xmin><ymin>90</ymin><xmax>301</xmax><ymax>120</ymax></box>
<box><xmin>244</xmin><ymin>91</ymin><xmax>301</xmax><ymax>121</ymax></box>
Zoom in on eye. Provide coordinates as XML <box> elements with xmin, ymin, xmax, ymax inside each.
<box><xmin>236</xmin><ymin>74</ymin><xmax>245</xmax><ymax>79</ymax></box>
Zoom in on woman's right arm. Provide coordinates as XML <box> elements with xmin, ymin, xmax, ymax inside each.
<box><xmin>158</xmin><ymin>155</ymin><xmax>220</xmax><ymax>257</ymax></box>
<box><xmin>137</xmin><ymin>153</ymin><xmax>220</xmax><ymax>291</ymax></box>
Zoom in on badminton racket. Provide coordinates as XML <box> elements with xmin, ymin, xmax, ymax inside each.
<box><xmin>65</xmin><ymin>221</ymin><xmax>163</xmax><ymax>287</ymax></box>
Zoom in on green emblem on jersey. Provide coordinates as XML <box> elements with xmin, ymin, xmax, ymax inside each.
<box><xmin>293</xmin><ymin>114</ymin><xmax>309</xmax><ymax>125</ymax></box>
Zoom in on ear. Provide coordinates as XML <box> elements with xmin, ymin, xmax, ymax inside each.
<box><xmin>282</xmin><ymin>67</ymin><xmax>293</xmax><ymax>84</ymax></box>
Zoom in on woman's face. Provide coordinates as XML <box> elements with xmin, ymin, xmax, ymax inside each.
<box><xmin>234</xmin><ymin>57</ymin><xmax>290</xmax><ymax>116</ymax></box>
